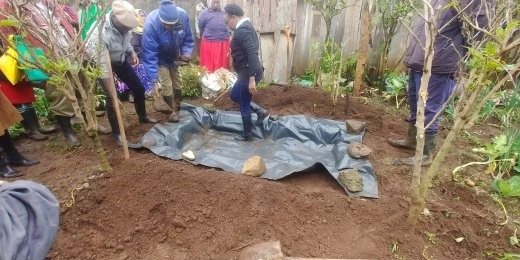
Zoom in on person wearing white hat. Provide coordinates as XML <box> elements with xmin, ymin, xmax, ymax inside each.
<box><xmin>86</xmin><ymin>0</ymin><xmax>158</xmax><ymax>148</ymax></box>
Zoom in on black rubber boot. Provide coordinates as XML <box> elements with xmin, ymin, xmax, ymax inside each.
<box><xmin>0</xmin><ymin>158</ymin><xmax>22</xmax><ymax>178</ymax></box>
<box><xmin>28</xmin><ymin>107</ymin><xmax>57</xmax><ymax>134</ymax></box>
<box><xmin>235</xmin><ymin>115</ymin><xmax>253</xmax><ymax>141</ymax></box>
<box><xmin>0</xmin><ymin>131</ymin><xmax>39</xmax><ymax>167</ymax></box>
<box><xmin>388</xmin><ymin>123</ymin><xmax>417</xmax><ymax>150</ymax></box>
<box><xmin>135</xmin><ymin>98</ymin><xmax>158</xmax><ymax>124</ymax></box>
<box><xmin>56</xmin><ymin>115</ymin><xmax>80</xmax><ymax>147</ymax></box>
<box><xmin>20</xmin><ymin>109</ymin><xmax>48</xmax><ymax>141</ymax></box>
<box><xmin>113</xmin><ymin>134</ymin><xmax>142</xmax><ymax>149</ymax></box>
<box><xmin>250</xmin><ymin>102</ymin><xmax>269</xmax><ymax>125</ymax></box>
<box><xmin>398</xmin><ymin>134</ymin><xmax>437</xmax><ymax>166</ymax></box>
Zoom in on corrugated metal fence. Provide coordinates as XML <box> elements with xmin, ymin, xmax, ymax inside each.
<box><xmin>128</xmin><ymin>0</ymin><xmax>410</xmax><ymax>84</ymax></box>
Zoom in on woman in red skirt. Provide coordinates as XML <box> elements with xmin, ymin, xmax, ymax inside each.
<box><xmin>0</xmin><ymin>79</ymin><xmax>56</xmax><ymax>141</ymax></box>
<box><xmin>198</xmin><ymin>0</ymin><xmax>230</xmax><ymax>73</ymax></box>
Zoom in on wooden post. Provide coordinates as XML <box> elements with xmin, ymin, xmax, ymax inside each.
<box><xmin>104</xmin><ymin>50</ymin><xmax>130</xmax><ymax>160</ymax></box>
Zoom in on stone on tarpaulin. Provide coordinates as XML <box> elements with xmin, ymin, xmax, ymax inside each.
<box><xmin>345</xmin><ymin>119</ymin><xmax>366</xmax><ymax>135</ymax></box>
<box><xmin>182</xmin><ymin>151</ymin><xmax>195</xmax><ymax>161</ymax></box>
<box><xmin>338</xmin><ymin>169</ymin><xmax>364</xmax><ymax>193</ymax></box>
<box><xmin>347</xmin><ymin>142</ymin><xmax>373</xmax><ymax>159</ymax></box>
<box><xmin>241</xmin><ymin>156</ymin><xmax>266</xmax><ymax>177</ymax></box>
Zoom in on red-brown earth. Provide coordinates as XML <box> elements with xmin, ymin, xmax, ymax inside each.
<box><xmin>10</xmin><ymin>85</ymin><xmax>519</xmax><ymax>259</ymax></box>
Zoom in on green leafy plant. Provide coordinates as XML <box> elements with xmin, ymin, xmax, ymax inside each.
<box><xmin>256</xmin><ymin>81</ymin><xmax>268</xmax><ymax>90</ymax></box>
<box><xmin>454</xmin><ymin>131</ymin><xmax>519</xmax><ymax>180</ymax></box>
<box><xmin>500</xmin><ymin>253</ymin><xmax>520</xmax><ymax>260</ymax></box>
<box><xmin>8</xmin><ymin>123</ymin><xmax>25</xmax><ymax>138</ymax></box>
<box><xmin>311</xmin><ymin>39</ymin><xmax>347</xmax><ymax>106</ymax></box>
<box><xmin>179</xmin><ymin>64</ymin><xmax>203</xmax><ymax>97</ymax></box>
<box><xmin>300</xmin><ymin>69</ymin><xmax>315</xmax><ymax>82</ymax></box>
<box><xmin>382</xmin><ymin>72</ymin><xmax>407</xmax><ymax>108</ymax></box>
<box><xmin>32</xmin><ymin>88</ymin><xmax>50</xmax><ymax>118</ymax></box>
<box><xmin>424</xmin><ymin>231</ymin><xmax>437</xmax><ymax>245</ymax></box>
<box><xmin>342</xmin><ymin>53</ymin><xmax>358</xmax><ymax>82</ymax></box>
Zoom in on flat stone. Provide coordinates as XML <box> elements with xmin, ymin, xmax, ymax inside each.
<box><xmin>239</xmin><ymin>241</ymin><xmax>284</xmax><ymax>260</ymax></box>
<box><xmin>345</xmin><ymin>119</ymin><xmax>366</xmax><ymax>135</ymax></box>
<box><xmin>338</xmin><ymin>169</ymin><xmax>364</xmax><ymax>193</ymax></box>
<box><xmin>182</xmin><ymin>151</ymin><xmax>195</xmax><ymax>161</ymax></box>
<box><xmin>347</xmin><ymin>142</ymin><xmax>373</xmax><ymax>159</ymax></box>
<box><xmin>242</xmin><ymin>156</ymin><xmax>266</xmax><ymax>177</ymax></box>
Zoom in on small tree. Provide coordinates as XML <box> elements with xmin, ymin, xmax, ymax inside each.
<box><xmin>374</xmin><ymin>0</ymin><xmax>415</xmax><ymax>77</ymax></box>
<box><xmin>305</xmin><ymin>0</ymin><xmax>356</xmax><ymax>107</ymax></box>
<box><xmin>304</xmin><ymin>0</ymin><xmax>351</xmax><ymax>40</ymax></box>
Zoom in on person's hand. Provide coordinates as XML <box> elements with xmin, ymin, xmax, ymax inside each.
<box><xmin>248</xmin><ymin>77</ymin><xmax>257</xmax><ymax>94</ymax></box>
<box><xmin>130</xmin><ymin>51</ymin><xmax>139</xmax><ymax>66</ymax></box>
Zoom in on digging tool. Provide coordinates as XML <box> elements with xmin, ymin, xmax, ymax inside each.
<box><xmin>284</xmin><ymin>25</ymin><xmax>291</xmax><ymax>88</ymax></box>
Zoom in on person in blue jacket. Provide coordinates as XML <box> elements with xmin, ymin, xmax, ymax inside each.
<box><xmin>141</xmin><ymin>0</ymin><xmax>194</xmax><ymax>122</ymax></box>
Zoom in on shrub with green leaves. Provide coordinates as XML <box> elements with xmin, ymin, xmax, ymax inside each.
<box><xmin>179</xmin><ymin>64</ymin><xmax>203</xmax><ymax>97</ymax></box>
<box><xmin>382</xmin><ymin>72</ymin><xmax>407</xmax><ymax>108</ymax></box>
<box><xmin>33</xmin><ymin>88</ymin><xmax>50</xmax><ymax>117</ymax></box>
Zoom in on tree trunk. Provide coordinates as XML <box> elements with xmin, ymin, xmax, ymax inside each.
<box><xmin>408</xmin><ymin>3</ymin><xmax>435</xmax><ymax>226</ymax></box>
<box><xmin>325</xmin><ymin>20</ymin><xmax>332</xmax><ymax>41</ymax></box>
<box><xmin>353</xmin><ymin>0</ymin><xmax>371</xmax><ymax>95</ymax></box>
<box><xmin>90</xmin><ymin>134</ymin><xmax>111</xmax><ymax>172</ymax></box>
<box><xmin>409</xmin><ymin>71</ymin><xmax>486</xmax><ymax>225</ymax></box>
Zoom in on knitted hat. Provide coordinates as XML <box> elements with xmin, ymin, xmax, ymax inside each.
<box><xmin>224</xmin><ymin>3</ymin><xmax>244</xmax><ymax>17</ymax></box>
<box><xmin>159</xmin><ymin>0</ymin><xmax>179</xmax><ymax>24</ymax></box>
<box><xmin>111</xmin><ymin>0</ymin><xmax>139</xmax><ymax>28</ymax></box>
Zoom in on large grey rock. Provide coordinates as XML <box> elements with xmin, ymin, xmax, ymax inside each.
<box><xmin>241</xmin><ymin>156</ymin><xmax>266</xmax><ymax>177</ymax></box>
<box><xmin>347</xmin><ymin>142</ymin><xmax>373</xmax><ymax>159</ymax></box>
<box><xmin>338</xmin><ymin>169</ymin><xmax>364</xmax><ymax>193</ymax></box>
<box><xmin>345</xmin><ymin>119</ymin><xmax>366</xmax><ymax>135</ymax></box>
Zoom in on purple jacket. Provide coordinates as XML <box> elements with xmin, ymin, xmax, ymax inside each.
<box><xmin>404</xmin><ymin>0</ymin><xmax>493</xmax><ymax>75</ymax></box>
<box><xmin>198</xmin><ymin>8</ymin><xmax>229</xmax><ymax>42</ymax></box>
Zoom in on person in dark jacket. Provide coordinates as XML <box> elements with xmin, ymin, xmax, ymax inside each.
<box><xmin>388</xmin><ymin>0</ymin><xmax>493</xmax><ymax>165</ymax></box>
<box><xmin>224</xmin><ymin>3</ymin><xmax>269</xmax><ymax>141</ymax></box>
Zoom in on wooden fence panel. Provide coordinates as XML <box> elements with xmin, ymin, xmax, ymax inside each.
<box><xmin>126</xmin><ymin>0</ymin><xmax>410</xmax><ymax>84</ymax></box>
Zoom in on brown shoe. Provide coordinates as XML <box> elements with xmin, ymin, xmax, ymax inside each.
<box><xmin>153</xmin><ymin>95</ymin><xmax>173</xmax><ymax>114</ymax></box>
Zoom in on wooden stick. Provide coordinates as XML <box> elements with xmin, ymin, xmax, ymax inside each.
<box><xmin>213</xmin><ymin>88</ymin><xmax>230</xmax><ymax>105</ymax></box>
<box><xmin>104</xmin><ymin>50</ymin><xmax>130</xmax><ymax>160</ymax></box>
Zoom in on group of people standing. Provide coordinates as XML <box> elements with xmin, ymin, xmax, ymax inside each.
<box><xmin>0</xmin><ymin>0</ymin><xmax>269</xmax><ymax>177</ymax></box>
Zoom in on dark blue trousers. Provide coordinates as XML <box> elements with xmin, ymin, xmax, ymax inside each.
<box><xmin>407</xmin><ymin>70</ymin><xmax>455</xmax><ymax>134</ymax></box>
<box><xmin>230</xmin><ymin>74</ymin><xmax>262</xmax><ymax>117</ymax></box>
